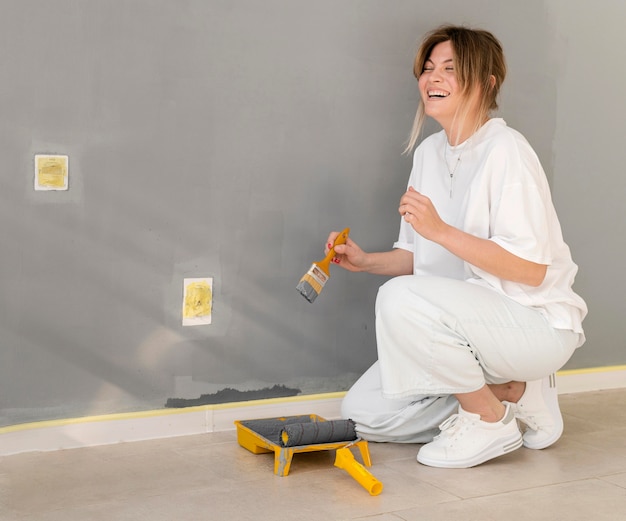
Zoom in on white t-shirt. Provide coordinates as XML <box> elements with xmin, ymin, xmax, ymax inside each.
<box><xmin>394</xmin><ymin>118</ymin><xmax>587</xmax><ymax>343</ymax></box>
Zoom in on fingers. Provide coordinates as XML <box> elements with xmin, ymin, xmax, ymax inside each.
<box><xmin>399</xmin><ymin>194</ymin><xmax>416</xmax><ymax>218</ymax></box>
<box><xmin>332</xmin><ymin>243</ymin><xmax>347</xmax><ymax>263</ymax></box>
<box><xmin>325</xmin><ymin>232</ymin><xmax>346</xmax><ymax>264</ymax></box>
<box><xmin>325</xmin><ymin>231</ymin><xmax>340</xmax><ymax>252</ymax></box>
<box><xmin>324</xmin><ymin>234</ymin><xmax>358</xmax><ymax>267</ymax></box>
<box><xmin>323</xmin><ymin>235</ymin><xmax>366</xmax><ymax>272</ymax></box>
<box><xmin>399</xmin><ymin>188</ymin><xmax>429</xmax><ymax>218</ymax></box>
<box><xmin>400</xmin><ymin>187</ymin><xmax>422</xmax><ymax>205</ymax></box>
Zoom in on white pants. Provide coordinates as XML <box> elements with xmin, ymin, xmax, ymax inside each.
<box><xmin>341</xmin><ymin>276</ymin><xmax>580</xmax><ymax>443</ymax></box>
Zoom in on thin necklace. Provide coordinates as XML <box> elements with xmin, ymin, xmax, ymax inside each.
<box><xmin>443</xmin><ymin>142</ymin><xmax>463</xmax><ymax>198</ymax></box>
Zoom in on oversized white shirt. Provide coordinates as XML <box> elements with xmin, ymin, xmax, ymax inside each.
<box><xmin>393</xmin><ymin>118</ymin><xmax>587</xmax><ymax>343</ymax></box>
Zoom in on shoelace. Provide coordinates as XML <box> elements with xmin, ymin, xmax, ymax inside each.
<box><xmin>434</xmin><ymin>414</ymin><xmax>471</xmax><ymax>440</ymax></box>
<box><xmin>519</xmin><ymin>414</ymin><xmax>540</xmax><ymax>430</ymax></box>
<box><xmin>510</xmin><ymin>403</ymin><xmax>540</xmax><ymax>431</ymax></box>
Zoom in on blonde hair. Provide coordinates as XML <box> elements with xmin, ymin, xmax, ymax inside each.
<box><xmin>404</xmin><ymin>25</ymin><xmax>506</xmax><ymax>152</ymax></box>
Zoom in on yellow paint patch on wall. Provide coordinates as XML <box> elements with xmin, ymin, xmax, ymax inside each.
<box><xmin>35</xmin><ymin>155</ymin><xmax>69</xmax><ymax>191</ymax></box>
<box><xmin>182</xmin><ymin>278</ymin><xmax>213</xmax><ymax>326</ymax></box>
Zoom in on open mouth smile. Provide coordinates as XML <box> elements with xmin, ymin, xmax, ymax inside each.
<box><xmin>428</xmin><ymin>90</ymin><xmax>450</xmax><ymax>98</ymax></box>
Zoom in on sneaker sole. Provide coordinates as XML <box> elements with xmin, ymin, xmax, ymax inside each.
<box><xmin>417</xmin><ymin>432</ymin><xmax>523</xmax><ymax>469</ymax></box>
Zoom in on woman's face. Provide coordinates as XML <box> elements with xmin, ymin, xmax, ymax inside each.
<box><xmin>418</xmin><ymin>40</ymin><xmax>462</xmax><ymax>129</ymax></box>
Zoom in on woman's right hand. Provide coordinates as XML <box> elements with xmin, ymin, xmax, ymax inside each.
<box><xmin>325</xmin><ymin>232</ymin><xmax>368</xmax><ymax>272</ymax></box>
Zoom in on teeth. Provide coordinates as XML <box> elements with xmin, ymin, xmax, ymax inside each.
<box><xmin>428</xmin><ymin>90</ymin><xmax>448</xmax><ymax>98</ymax></box>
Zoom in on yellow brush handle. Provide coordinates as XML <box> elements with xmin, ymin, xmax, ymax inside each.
<box><xmin>316</xmin><ymin>228</ymin><xmax>350</xmax><ymax>276</ymax></box>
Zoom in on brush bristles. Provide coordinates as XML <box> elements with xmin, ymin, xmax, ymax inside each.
<box><xmin>296</xmin><ymin>277</ymin><xmax>319</xmax><ymax>303</ymax></box>
<box><xmin>296</xmin><ymin>263</ymin><xmax>328</xmax><ymax>303</ymax></box>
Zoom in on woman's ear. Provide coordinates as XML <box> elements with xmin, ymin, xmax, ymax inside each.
<box><xmin>489</xmin><ymin>74</ymin><xmax>496</xmax><ymax>88</ymax></box>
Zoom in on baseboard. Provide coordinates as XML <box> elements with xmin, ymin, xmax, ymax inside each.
<box><xmin>0</xmin><ymin>392</ymin><xmax>346</xmax><ymax>457</ymax></box>
<box><xmin>555</xmin><ymin>365</ymin><xmax>626</xmax><ymax>393</ymax></box>
<box><xmin>2</xmin><ymin>366</ymin><xmax>625</xmax><ymax>457</ymax></box>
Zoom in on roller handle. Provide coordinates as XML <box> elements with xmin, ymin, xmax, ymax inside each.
<box><xmin>334</xmin><ymin>447</ymin><xmax>383</xmax><ymax>496</ymax></box>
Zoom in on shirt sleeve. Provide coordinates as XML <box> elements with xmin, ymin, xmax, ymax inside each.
<box><xmin>489</xmin><ymin>181</ymin><xmax>553</xmax><ymax>265</ymax></box>
<box><xmin>393</xmin><ymin>146</ymin><xmax>422</xmax><ymax>253</ymax></box>
<box><xmin>466</xmin><ymin>134</ymin><xmax>554</xmax><ymax>266</ymax></box>
<box><xmin>393</xmin><ymin>215</ymin><xmax>415</xmax><ymax>252</ymax></box>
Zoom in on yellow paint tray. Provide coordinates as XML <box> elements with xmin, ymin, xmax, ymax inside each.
<box><xmin>234</xmin><ymin>414</ymin><xmax>372</xmax><ymax>477</ymax></box>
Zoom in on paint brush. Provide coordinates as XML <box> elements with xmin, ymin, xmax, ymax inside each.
<box><xmin>296</xmin><ymin>228</ymin><xmax>350</xmax><ymax>303</ymax></box>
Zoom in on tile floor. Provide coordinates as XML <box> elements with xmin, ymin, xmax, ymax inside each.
<box><xmin>2</xmin><ymin>388</ymin><xmax>626</xmax><ymax>520</ymax></box>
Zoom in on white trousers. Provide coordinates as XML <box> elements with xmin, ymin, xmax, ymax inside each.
<box><xmin>341</xmin><ymin>275</ymin><xmax>580</xmax><ymax>443</ymax></box>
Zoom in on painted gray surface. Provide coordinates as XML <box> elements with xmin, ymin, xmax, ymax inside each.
<box><xmin>0</xmin><ymin>0</ymin><xmax>622</xmax><ymax>427</ymax></box>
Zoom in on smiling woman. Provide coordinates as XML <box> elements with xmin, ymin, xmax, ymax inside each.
<box><xmin>324</xmin><ymin>24</ymin><xmax>587</xmax><ymax>470</ymax></box>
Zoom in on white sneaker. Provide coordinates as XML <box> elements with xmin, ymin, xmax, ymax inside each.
<box><xmin>508</xmin><ymin>374</ymin><xmax>563</xmax><ymax>450</ymax></box>
<box><xmin>417</xmin><ymin>403</ymin><xmax>523</xmax><ymax>469</ymax></box>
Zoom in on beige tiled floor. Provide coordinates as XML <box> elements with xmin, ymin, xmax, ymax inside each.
<box><xmin>3</xmin><ymin>389</ymin><xmax>626</xmax><ymax>520</ymax></box>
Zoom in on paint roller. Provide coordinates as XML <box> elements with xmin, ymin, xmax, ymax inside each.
<box><xmin>279</xmin><ymin>419</ymin><xmax>383</xmax><ymax>496</ymax></box>
<box><xmin>279</xmin><ymin>419</ymin><xmax>358</xmax><ymax>447</ymax></box>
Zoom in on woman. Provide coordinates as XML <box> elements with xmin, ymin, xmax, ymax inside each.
<box><xmin>325</xmin><ymin>25</ymin><xmax>587</xmax><ymax>469</ymax></box>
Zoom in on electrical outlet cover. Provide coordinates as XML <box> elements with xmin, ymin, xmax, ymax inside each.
<box><xmin>35</xmin><ymin>154</ymin><xmax>69</xmax><ymax>191</ymax></box>
<box><xmin>182</xmin><ymin>277</ymin><xmax>213</xmax><ymax>326</ymax></box>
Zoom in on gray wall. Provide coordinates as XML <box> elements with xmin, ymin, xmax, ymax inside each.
<box><xmin>1</xmin><ymin>0</ymin><xmax>623</xmax><ymax>427</ymax></box>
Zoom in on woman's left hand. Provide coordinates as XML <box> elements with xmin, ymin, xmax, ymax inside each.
<box><xmin>399</xmin><ymin>186</ymin><xmax>449</xmax><ymax>242</ymax></box>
